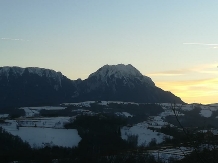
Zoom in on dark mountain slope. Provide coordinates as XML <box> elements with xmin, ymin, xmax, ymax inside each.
<box><xmin>73</xmin><ymin>64</ymin><xmax>183</xmax><ymax>104</ymax></box>
<box><xmin>0</xmin><ymin>64</ymin><xmax>184</xmax><ymax>108</ymax></box>
<box><xmin>0</xmin><ymin>67</ymin><xmax>77</xmax><ymax>108</ymax></box>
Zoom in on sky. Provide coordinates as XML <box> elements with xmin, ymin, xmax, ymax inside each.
<box><xmin>0</xmin><ymin>0</ymin><xmax>217</xmax><ymax>104</ymax></box>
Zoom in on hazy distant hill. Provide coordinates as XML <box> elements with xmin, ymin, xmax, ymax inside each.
<box><xmin>0</xmin><ymin>64</ymin><xmax>183</xmax><ymax>108</ymax></box>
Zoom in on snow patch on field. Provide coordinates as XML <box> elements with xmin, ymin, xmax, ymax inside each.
<box><xmin>200</xmin><ymin>109</ymin><xmax>212</xmax><ymax>118</ymax></box>
<box><xmin>159</xmin><ymin>108</ymin><xmax>184</xmax><ymax>118</ymax></box>
<box><xmin>121</xmin><ymin>122</ymin><xmax>171</xmax><ymax>146</ymax></box>
<box><xmin>160</xmin><ymin>103</ymin><xmax>195</xmax><ymax>112</ymax></box>
<box><xmin>181</xmin><ymin>104</ymin><xmax>194</xmax><ymax>111</ymax></box>
<box><xmin>115</xmin><ymin>112</ymin><xmax>133</xmax><ymax>117</ymax></box>
<box><xmin>62</xmin><ymin>101</ymin><xmax>95</xmax><ymax>107</ymax></box>
<box><xmin>0</xmin><ymin>114</ymin><xmax>9</xmax><ymax>118</ymax></box>
<box><xmin>21</xmin><ymin>108</ymin><xmax>40</xmax><ymax>117</ymax></box>
<box><xmin>147</xmin><ymin>116</ymin><xmax>168</xmax><ymax>127</ymax></box>
<box><xmin>72</xmin><ymin>109</ymin><xmax>96</xmax><ymax>116</ymax></box>
<box><xmin>1</xmin><ymin>120</ymin><xmax>81</xmax><ymax>148</ymax></box>
<box><xmin>122</xmin><ymin>112</ymin><xmax>133</xmax><ymax>117</ymax></box>
<box><xmin>108</xmin><ymin>101</ymin><xmax>139</xmax><ymax>105</ymax></box>
<box><xmin>98</xmin><ymin>101</ymin><xmax>108</xmax><ymax>106</ymax></box>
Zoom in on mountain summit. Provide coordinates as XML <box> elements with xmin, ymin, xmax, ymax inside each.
<box><xmin>0</xmin><ymin>64</ymin><xmax>184</xmax><ymax>108</ymax></box>
<box><xmin>74</xmin><ymin>64</ymin><xmax>183</xmax><ymax>103</ymax></box>
<box><xmin>88</xmin><ymin>64</ymin><xmax>155</xmax><ymax>86</ymax></box>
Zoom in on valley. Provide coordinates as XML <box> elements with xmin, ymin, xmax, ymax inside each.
<box><xmin>1</xmin><ymin>101</ymin><xmax>218</xmax><ymax>162</ymax></box>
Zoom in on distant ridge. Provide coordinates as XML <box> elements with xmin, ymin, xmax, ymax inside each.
<box><xmin>0</xmin><ymin>64</ymin><xmax>184</xmax><ymax>108</ymax></box>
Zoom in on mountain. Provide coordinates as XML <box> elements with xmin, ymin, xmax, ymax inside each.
<box><xmin>0</xmin><ymin>67</ymin><xmax>77</xmax><ymax>108</ymax></box>
<box><xmin>0</xmin><ymin>64</ymin><xmax>184</xmax><ymax>108</ymax></box>
<box><xmin>74</xmin><ymin>64</ymin><xmax>183</xmax><ymax>103</ymax></box>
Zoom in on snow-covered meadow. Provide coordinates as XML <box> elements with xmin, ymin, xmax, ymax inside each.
<box><xmin>0</xmin><ymin>114</ymin><xmax>9</xmax><ymax>118</ymax></box>
<box><xmin>121</xmin><ymin>122</ymin><xmax>172</xmax><ymax>146</ymax></box>
<box><xmin>1</xmin><ymin>101</ymin><xmax>217</xmax><ymax>151</ymax></box>
<box><xmin>1</xmin><ymin>120</ymin><xmax>81</xmax><ymax>148</ymax></box>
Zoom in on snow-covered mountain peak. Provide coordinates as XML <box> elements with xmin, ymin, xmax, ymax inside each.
<box><xmin>88</xmin><ymin>64</ymin><xmax>155</xmax><ymax>86</ymax></box>
<box><xmin>89</xmin><ymin>64</ymin><xmax>142</xmax><ymax>79</ymax></box>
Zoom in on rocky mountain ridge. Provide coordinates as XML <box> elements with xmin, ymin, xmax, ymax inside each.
<box><xmin>0</xmin><ymin>64</ymin><xmax>184</xmax><ymax>108</ymax></box>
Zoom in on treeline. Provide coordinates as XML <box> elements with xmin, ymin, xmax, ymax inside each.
<box><xmin>65</xmin><ymin>114</ymin><xmax>131</xmax><ymax>157</ymax></box>
<box><xmin>0</xmin><ymin>127</ymin><xmax>31</xmax><ymax>162</ymax></box>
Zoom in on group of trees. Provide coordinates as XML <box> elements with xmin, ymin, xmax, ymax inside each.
<box><xmin>65</xmin><ymin>114</ymin><xmax>131</xmax><ymax>158</ymax></box>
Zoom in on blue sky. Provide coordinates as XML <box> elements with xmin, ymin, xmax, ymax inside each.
<box><xmin>0</xmin><ymin>0</ymin><xmax>218</xmax><ymax>104</ymax></box>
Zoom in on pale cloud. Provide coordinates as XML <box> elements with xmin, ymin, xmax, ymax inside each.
<box><xmin>147</xmin><ymin>69</ymin><xmax>187</xmax><ymax>76</ymax></box>
<box><xmin>1</xmin><ymin>38</ymin><xmax>30</xmax><ymax>41</ymax></box>
<box><xmin>147</xmin><ymin>63</ymin><xmax>218</xmax><ymax>76</ymax></box>
<box><xmin>210</xmin><ymin>46</ymin><xmax>218</xmax><ymax>49</ymax></box>
<box><xmin>183</xmin><ymin>42</ymin><xmax>218</xmax><ymax>49</ymax></box>
<box><xmin>183</xmin><ymin>43</ymin><xmax>218</xmax><ymax>46</ymax></box>
<box><xmin>191</xmin><ymin>63</ymin><xmax>218</xmax><ymax>74</ymax></box>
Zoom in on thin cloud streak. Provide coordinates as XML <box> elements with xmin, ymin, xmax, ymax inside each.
<box><xmin>1</xmin><ymin>38</ymin><xmax>30</xmax><ymax>41</ymax></box>
<box><xmin>147</xmin><ymin>69</ymin><xmax>186</xmax><ymax>76</ymax></box>
<box><xmin>183</xmin><ymin>43</ymin><xmax>218</xmax><ymax>46</ymax></box>
<box><xmin>147</xmin><ymin>63</ymin><xmax>218</xmax><ymax>76</ymax></box>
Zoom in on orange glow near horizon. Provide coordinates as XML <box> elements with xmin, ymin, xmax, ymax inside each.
<box><xmin>155</xmin><ymin>78</ymin><xmax>218</xmax><ymax>104</ymax></box>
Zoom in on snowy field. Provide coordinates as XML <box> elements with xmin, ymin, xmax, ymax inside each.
<box><xmin>115</xmin><ymin>112</ymin><xmax>133</xmax><ymax>117</ymax></box>
<box><xmin>72</xmin><ymin>109</ymin><xmax>96</xmax><ymax>116</ymax></box>
<box><xmin>200</xmin><ymin>109</ymin><xmax>212</xmax><ymax>118</ymax></box>
<box><xmin>121</xmin><ymin>122</ymin><xmax>171</xmax><ymax>146</ymax></box>
<box><xmin>1</xmin><ymin>120</ymin><xmax>81</xmax><ymax>148</ymax></box>
<box><xmin>2</xmin><ymin>101</ymin><xmax>218</xmax><ymax>150</ymax></box>
<box><xmin>0</xmin><ymin>114</ymin><xmax>9</xmax><ymax>118</ymax></box>
<box><xmin>147</xmin><ymin>116</ymin><xmax>173</xmax><ymax>128</ymax></box>
<box><xmin>62</xmin><ymin>101</ymin><xmax>95</xmax><ymax>107</ymax></box>
<box><xmin>160</xmin><ymin>103</ymin><xmax>218</xmax><ymax>118</ymax></box>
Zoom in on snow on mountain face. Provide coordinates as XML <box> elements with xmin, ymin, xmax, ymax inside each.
<box><xmin>89</xmin><ymin>64</ymin><xmax>141</xmax><ymax>79</ymax></box>
<box><xmin>0</xmin><ymin>66</ymin><xmax>24</xmax><ymax>78</ymax></box>
<box><xmin>26</xmin><ymin>67</ymin><xmax>63</xmax><ymax>80</ymax></box>
<box><xmin>88</xmin><ymin>64</ymin><xmax>155</xmax><ymax>86</ymax></box>
<box><xmin>0</xmin><ymin>66</ymin><xmax>63</xmax><ymax>79</ymax></box>
<box><xmin>0</xmin><ymin>66</ymin><xmax>64</xmax><ymax>87</ymax></box>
